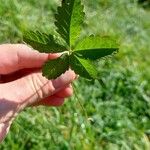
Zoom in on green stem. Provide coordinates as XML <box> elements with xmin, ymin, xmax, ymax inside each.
<box><xmin>72</xmin><ymin>82</ymin><xmax>88</xmax><ymax>120</ymax></box>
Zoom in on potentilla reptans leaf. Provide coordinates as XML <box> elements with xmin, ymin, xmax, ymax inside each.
<box><xmin>23</xmin><ymin>0</ymin><xmax>119</xmax><ymax>80</ymax></box>
<box><xmin>70</xmin><ymin>54</ymin><xmax>98</xmax><ymax>79</ymax></box>
<box><xmin>42</xmin><ymin>54</ymin><xmax>69</xmax><ymax>79</ymax></box>
<box><xmin>73</xmin><ymin>36</ymin><xmax>119</xmax><ymax>60</ymax></box>
<box><xmin>55</xmin><ymin>0</ymin><xmax>84</xmax><ymax>47</ymax></box>
<box><xmin>23</xmin><ymin>31</ymin><xmax>67</xmax><ymax>53</ymax></box>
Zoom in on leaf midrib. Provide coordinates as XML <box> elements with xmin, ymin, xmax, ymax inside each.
<box><xmin>74</xmin><ymin>55</ymin><xmax>92</xmax><ymax>77</ymax></box>
<box><xmin>68</xmin><ymin>0</ymin><xmax>75</xmax><ymax>48</ymax></box>
<box><xmin>74</xmin><ymin>48</ymin><xmax>119</xmax><ymax>51</ymax></box>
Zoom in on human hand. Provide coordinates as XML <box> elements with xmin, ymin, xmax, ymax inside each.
<box><xmin>0</xmin><ymin>44</ymin><xmax>76</xmax><ymax>142</ymax></box>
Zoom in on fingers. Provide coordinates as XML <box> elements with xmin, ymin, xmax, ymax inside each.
<box><xmin>0</xmin><ymin>44</ymin><xmax>59</xmax><ymax>75</ymax></box>
<box><xmin>1</xmin><ymin>70</ymin><xmax>76</xmax><ymax>108</ymax></box>
<box><xmin>25</xmin><ymin>70</ymin><xmax>75</xmax><ymax>106</ymax></box>
<box><xmin>33</xmin><ymin>85</ymin><xmax>73</xmax><ymax>106</ymax></box>
<box><xmin>55</xmin><ymin>84</ymin><xmax>73</xmax><ymax>98</ymax></box>
<box><xmin>36</xmin><ymin>96</ymin><xmax>65</xmax><ymax>107</ymax></box>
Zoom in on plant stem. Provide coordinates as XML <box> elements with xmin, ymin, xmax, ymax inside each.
<box><xmin>72</xmin><ymin>82</ymin><xmax>88</xmax><ymax>120</ymax></box>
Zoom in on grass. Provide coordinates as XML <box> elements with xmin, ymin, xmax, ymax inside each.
<box><xmin>0</xmin><ymin>0</ymin><xmax>150</xmax><ymax>149</ymax></box>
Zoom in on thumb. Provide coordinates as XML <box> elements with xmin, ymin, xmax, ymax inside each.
<box><xmin>0</xmin><ymin>44</ymin><xmax>59</xmax><ymax>75</ymax></box>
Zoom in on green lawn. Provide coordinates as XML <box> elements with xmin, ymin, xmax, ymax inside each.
<box><xmin>0</xmin><ymin>0</ymin><xmax>150</xmax><ymax>149</ymax></box>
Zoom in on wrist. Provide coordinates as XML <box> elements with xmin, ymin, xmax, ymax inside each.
<box><xmin>0</xmin><ymin>84</ymin><xmax>21</xmax><ymax>143</ymax></box>
<box><xmin>0</xmin><ymin>84</ymin><xmax>20</xmax><ymax>124</ymax></box>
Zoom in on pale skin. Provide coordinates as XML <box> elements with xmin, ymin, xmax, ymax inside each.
<box><xmin>0</xmin><ymin>44</ymin><xmax>76</xmax><ymax>142</ymax></box>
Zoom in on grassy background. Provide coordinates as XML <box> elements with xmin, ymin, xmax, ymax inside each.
<box><xmin>0</xmin><ymin>0</ymin><xmax>150</xmax><ymax>149</ymax></box>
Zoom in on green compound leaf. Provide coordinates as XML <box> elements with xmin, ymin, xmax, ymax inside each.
<box><xmin>55</xmin><ymin>0</ymin><xmax>84</xmax><ymax>47</ymax></box>
<box><xmin>23</xmin><ymin>0</ymin><xmax>119</xmax><ymax>81</ymax></box>
<box><xmin>73</xmin><ymin>36</ymin><xmax>119</xmax><ymax>60</ymax></box>
<box><xmin>23</xmin><ymin>31</ymin><xmax>67</xmax><ymax>53</ymax></box>
<box><xmin>42</xmin><ymin>54</ymin><xmax>69</xmax><ymax>79</ymax></box>
<box><xmin>70</xmin><ymin>54</ymin><xmax>98</xmax><ymax>79</ymax></box>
